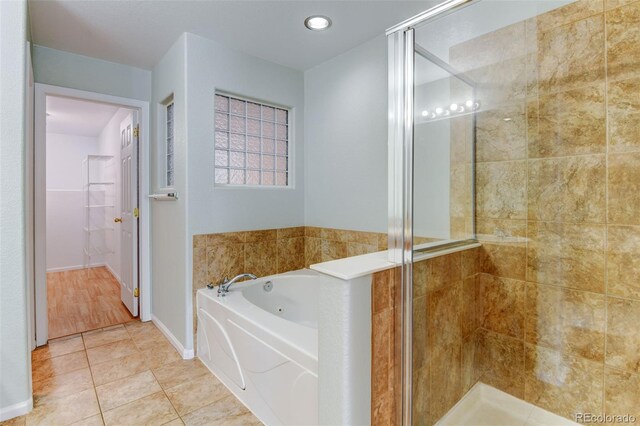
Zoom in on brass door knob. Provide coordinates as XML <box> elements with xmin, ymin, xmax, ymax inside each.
<box><xmin>114</xmin><ymin>217</ymin><xmax>123</xmax><ymax>223</ymax></box>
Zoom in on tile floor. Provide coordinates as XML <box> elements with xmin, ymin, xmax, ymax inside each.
<box><xmin>2</xmin><ymin>321</ymin><xmax>261</xmax><ymax>426</ymax></box>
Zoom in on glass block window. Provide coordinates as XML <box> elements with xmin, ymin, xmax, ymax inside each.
<box><xmin>214</xmin><ymin>93</ymin><xmax>289</xmax><ymax>186</ymax></box>
<box><xmin>165</xmin><ymin>101</ymin><xmax>175</xmax><ymax>187</ymax></box>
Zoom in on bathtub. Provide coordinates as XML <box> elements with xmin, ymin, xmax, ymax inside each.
<box><xmin>197</xmin><ymin>269</ymin><xmax>319</xmax><ymax>426</ymax></box>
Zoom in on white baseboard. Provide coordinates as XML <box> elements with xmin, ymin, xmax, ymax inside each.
<box><xmin>105</xmin><ymin>263</ymin><xmax>121</xmax><ymax>284</ymax></box>
<box><xmin>151</xmin><ymin>315</ymin><xmax>194</xmax><ymax>359</ymax></box>
<box><xmin>0</xmin><ymin>398</ymin><xmax>33</xmax><ymax>422</ymax></box>
<box><xmin>46</xmin><ymin>263</ymin><xmax>105</xmax><ymax>273</ymax></box>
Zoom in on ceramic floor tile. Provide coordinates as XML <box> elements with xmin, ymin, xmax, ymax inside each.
<box><xmin>181</xmin><ymin>395</ymin><xmax>260</xmax><ymax>426</ymax></box>
<box><xmin>165</xmin><ymin>371</ymin><xmax>232</xmax><ymax>415</ymax></box>
<box><xmin>90</xmin><ymin>351</ymin><xmax>149</xmax><ymax>386</ymax></box>
<box><xmin>95</xmin><ymin>370</ymin><xmax>161</xmax><ymax>412</ymax></box>
<box><xmin>83</xmin><ymin>325</ymin><xmax>130</xmax><ymax>349</ymax></box>
<box><xmin>86</xmin><ymin>338</ymin><xmax>138</xmax><ymax>366</ymax></box>
<box><xmin>70</xmin><ymin>414</ymin><xmax>104</xmax><ymax>426</ymax></box>
<box><xmin>32</xmin><ymin>350</ymin><xmax>89</xmax><ymax>382</ymax></box>
<box><xmin>161</xmin><ymin>419</ymin><xmax>185</xmax><ymax>426</ymax></box>
<box><xmin>32</xmin><ymin>367</ymin><xmax>94</xmax><ymax>405</ymax></box>
<box><xmin>26</xmin><ymin>388</ymin><xmax>100</xmax><ymax>425</ymax></box>
<box><xmin>32</xmin><ymin>335</ymin><xmax>85</xmax><ymax>362</ymax></box>
<box><xmin>0</xmin><ymin>415</ymin><xmax>26</xmax><ymax>426</ymax></box>
<box><xmin>151</xmin><ymin>359</ymin><xmax>209</xmax><ymax>390</ymax></box>
<box><xmin>102</xmin><ymin>391</ymin><xmax>178</xmax><ymax>426</ymax></box>
<box><xmin>139</xmin><ymin>343</ymin><xmax>182</xmax><ymax>369</ymax></box>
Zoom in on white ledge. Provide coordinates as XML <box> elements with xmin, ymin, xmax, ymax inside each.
<box><xmin>310</xmin><ymin>251</ymin><xmax>396</xmax><ymax>281</ymax></box>
<box><xmin>311</xmin><ymin>242</ymin><xmax>481</xmax><ymax>281</ymax></box>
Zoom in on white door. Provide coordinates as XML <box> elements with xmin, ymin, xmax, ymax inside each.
<box><xmin>118</xmin><ymin>112</ymin><xmax>139</xmax><ymax>316</ymax></box>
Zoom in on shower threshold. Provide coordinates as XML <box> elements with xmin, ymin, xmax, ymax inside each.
<box><xmin>436</xmin><ymin>382</ymin><xmax>579</xmax><ymax>426</ymax></box>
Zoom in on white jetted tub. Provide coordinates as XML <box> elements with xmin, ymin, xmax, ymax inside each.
<box><xmin>197</xmin><ymin>269</ymin><xmax>319</xmax><ymax>426</ymax></box>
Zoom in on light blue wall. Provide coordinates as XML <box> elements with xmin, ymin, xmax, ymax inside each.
<box><xmin>185</xmin><ymin>33</ymin><xmax>305</xmax><ymax>236</ymax></box>
<box><xmin>0</xmin><ymin>0</ymin><xmax>32</xmax><ymax>418</ymax></box>
<box><xmin>304</xmin><ymin>35</ymin><xmax>388</xmax><ymax>233</ymax></box>
<box><xmin>150</xmin><ymin>35</ymin><xmax>190</xmax><ymax>349</ymax></box>
<box><xmin>32</xmin><ymin>45</ymin><xmax>151</xmax><ymax>101</ymax></box>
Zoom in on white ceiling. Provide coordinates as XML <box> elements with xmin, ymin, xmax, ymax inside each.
<box><xmin>28</xmin><ymin>0</ymin><xmax>436</xmax><ymax>71</ymax></box>
<box><xmin>46</xmin><ymin>96</ymin><xmax>120</xmax><ymax>137</ymax></box>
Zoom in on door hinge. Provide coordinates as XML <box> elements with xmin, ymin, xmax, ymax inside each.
<box><xmin>133</xmin><ymin>207</ymin><xmax>139</xmax><ymax>218</ymax></box>
<box><xmin>134</xmin><ymin>288</ymin><xmax>139</xmax><ymax>297</ymax></box>
<box><xmin>133</xmin><ymin>126</ymin><xmax>139</xmax><ymax>138</ymax></box>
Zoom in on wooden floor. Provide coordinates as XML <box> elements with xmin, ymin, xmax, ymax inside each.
<box><xmin>47</xmin><ymin>267</ymin><xmax>135</xmax><ymax>339</ymax></box>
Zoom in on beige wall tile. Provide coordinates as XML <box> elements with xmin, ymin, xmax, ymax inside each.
<box><xmin>526</xmin><ymin>221</ymin><xmax>605</xmax><ymax>293</ymax></box>
<box><xmin>462</xmin><ymin>276</ymin><xmax>479</xmax><ymax>338</ymax></box>
<box><xmin>607</xmin><ymin>77</ymin><xmax>640</xmax><ymax>153</ymax></box>
<box><xmin>304</xmin><ymin>226</ymin><xmax>321</xmax><ymax>238</ymax></box>
<box><xmin>606</xmin><ymin>1</ymin><xmax>640</xmax><ymax>81</ymax></box>
<box><xmin>528</xmin><ymin>84</ymin><xmax>606</xmax><ymax>158</ymax></box>
<box><xmin>347</xmin><ymin>242</ymin><xmax>378</xmax><ymax>257</ymax></box>
<box><xmin>244</xmin><ymin>240</ymin><xmax>277</xmax><ymax>277</ymax></box>
<box><xmin>608</xmin><ymin>152</ymin><xmax>640</xmax><ymax>225</ymax></box>
<box><xmin>206</xmin><ymin>232</ymin><xmax>245</xmax><ymax>246</ymax></box>
<box><xmin>604</xmin><ymin>368</ymin><xmax>640</xmax><ymax>420</ymax></box>
<box><xmin>536</xmin><ymin>0</ymin><xmax>603</xmax><ymax>31</ymax></box>
<box><xmin>537</xmin><ymin>14</ymin><xmax>605</xmax><ymax>93</ymax></box>
<box><xmin>206</xmin><ymin>243</ymin><xmax>244</xmax><ymax>284</ymax></box>
<box><xmin>607</xmin><ymin>225</ymin><xmax>640</xmax><ymax>300</ymax></box>
<box><xmin>476</xmin><ymin>102</ymin><xmax>527</xmax><ymax>162</ymax></box>
<box><xmin>479</xmin><ymin>242</ymin><xmax>527</xmax><ymax>281</ymax></box>
<box><xmin>479</xmin><ymin>274</ymin><xmax>525</xmax><ymax>338</ymax></box>
<box><xmin>304</xmin><ymin>237</ymin><xmax>322</xmax><ymax>266</ymax></box>
<box><xmin>477</xmin><ymin>330</ymin><xmax>525</xmax><ymax>398</ymax></box>
<box><xmin>524</xmin><ymin>344</ymin><xmax>603</xmax><ymax>419</ymax></box>
<box><xmin>276</xmin><ymin>226</ymin><xmax>304</xmax><ymax>239</ymax></box>
<box><xmin>193</xmin><ymin>234</ymin><xmax>206</xmax><ymax>249</ymax></box>
<box><xmin>426</xmin><ymin>252</ymin><xmax>462</xmax><ymax>292</ymax></box>
<box><xmin>244</xmin><ymin>229</ymin><xmax>277</xmax><ymax>243</ymax></box>
<box><xmin>372</xmin><ymin>268</ymin><xmax>393</xmax><ymax>314</ymax></box>
<box><xmin>430</xmin><ymin>344</ymin><xmax>462</xmax><ymax>422</ymax></box>
<box><xmin>476</xmin><ymin>161</ymin><xmax>527</xmax><ymax>219</ymax></box>
<box><xmin>276</xmin><ymin>237</ymin><xmax>305</xmax><ymax>273</ymax></box>
<box><xmin>321</xmin><ymin>239</ymin><xmax>347</xmax><ymax>262</ymax></box>
<box><xmin>527</xmin><ymin>155</ymin><xmax>606</xmax><ymax>223</ymax></box>
<box><xmin>412</xmin><ymin>365</ymin><xmax>431</xmax><ymax>426</ymax></box>
<box><xmin>525</xmin><ymin>283</ymin><xmax>606</xmax><ymax>362</ymax></box>
<box><xmin>606</xmin><ymin>297</ymin><xmax>640</xmax><ymax>373</ymax></box>
<box><xmin>605</xmin><ymin>0</ymin><xmax>639</xmax><ymax>9</ymax></box>
<box><xmin>413</xmin><ymin>296</ymin><xmax>428</xmax><ymax>373</ymax></box>
<box><xmin>428</xmin><ymin>282</ymin><xmax>462</xmax><ymax>351</ymax></box>
<box><xmin>192</xmin><ymin>247</ymin><xmax>208</xmax><ymax>290</ymax></box>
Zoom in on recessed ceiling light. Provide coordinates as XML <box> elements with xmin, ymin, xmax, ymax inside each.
<box><xmin>304</xmin><ymin>15</ymin><xmax>332</xmax><ymax>31</ymax></box>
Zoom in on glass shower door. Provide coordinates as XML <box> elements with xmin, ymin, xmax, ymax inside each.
<box><xmin>388</xmin><ymin>0</ymin><xmax>640</xmax><ymax>424</ymax></box>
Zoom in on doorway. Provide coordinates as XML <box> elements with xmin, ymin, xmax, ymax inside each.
<box><xmin>34</xmin><ymin>84</ymin><xmax>151</xmax><ymax>346</ymax></box>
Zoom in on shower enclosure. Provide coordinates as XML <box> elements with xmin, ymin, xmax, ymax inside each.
<box><xmin>389</xmin><ymin>0</ymin><xmax>640</xmax><ymax>424</ymax></box>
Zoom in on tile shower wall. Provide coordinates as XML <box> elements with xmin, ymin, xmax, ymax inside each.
<box><xmin>371</xmin><ymin>250</ymin><xmax>480</xmax><ymax>426</ymax></box>
<box><xmin>447</xmin><ymin>0</ymin><xmax>640</xmax><ymax>421</ymax></box>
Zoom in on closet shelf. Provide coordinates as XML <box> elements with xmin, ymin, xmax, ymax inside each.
<box><xmin>83</xmin><ymin>247</ymin><xmax>114</xmax><ymax>256</ymax></box>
